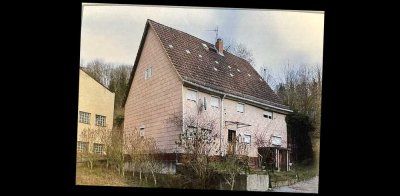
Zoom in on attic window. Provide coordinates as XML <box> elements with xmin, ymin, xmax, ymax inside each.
<box><xmin>263</xmin><ymin>111</ymin><xmax>273</xmax><ymax>119</ymax></box>
<box><xmin>198</xmin><ymin>54</ymin><xmax>202</xmax><ymax>58</ymax></box>
<box><xmin>202</xmin><ymin>43</ymin><xmax>209</xmax><ymax>50</ymax></box>
<box><xmin>248</xmin><ymin>74</ymin><xmax>251</xmax><ymax>77</ymax></box>
<box><xmin>215</xmin><ymin>61</ymin><xmax>219</xmax><ymax>64</ymax></box>
<box><xmin>237</xmin><ymin>69</ymin><xmax>241</xmax><ymax>72</ymax></box>
<box><xmin>168</xmin><ymin>44</ymin><xmax>173</xmax><ymax>48</ymax></box>
<box><xmin>185</xmin><ymin>50</ymin><xmax>191</xmax><ymax>54</ymax></box>
<box><xmin>228</xmin><ymin>66</ymin><xmax>231</xmax><ymax>69</ymax></box>
<box><xmin>214</xmin><ymin>67</ymin><xmax>218</xmax><ymax>71</ymax></box>
<box><xmin>230</xmin><ymin>73</ymin><xmax>234</xmax><ymax>77</ymax></box>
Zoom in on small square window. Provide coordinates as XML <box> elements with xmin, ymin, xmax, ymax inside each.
<box><xmin>95</xmin><ymin>115</ymin><xmax>106</xmax><ymax>127</ymax></box>
<box><xmin>139</xmin><ymin>127</ymin><xmax>145</xmax><ymax>138</ymax></box>
<box><xmin>236</xmin><ymin>103</ymin><xmax>245</xmax><ymax>113</ymax></box>
<box><xmin>186</xmin><ymin>89</ymin><xmax>197</xmax><ymax>102</ymax></box>
<box><xmin>263</xmin><ymin>111</ymin><xmax>273</xmax><ymax>119</ymax></box>
<box><xmin>243</xmin><ymin>134</ymin><xmax>251</xmax><ymax>144</ymax></box>
<box><xmin>79</xmin><ymin>111</ymin><xmax>90</xmax><ymax>124</ymax></box>
<box><xmin>211</xmin><ymin>96</ymin><xmax>220</xmax><ymax>108</ymax></box>
<box><xmin>145</xmin><ymin>67</ymin><xmax>153</xmax><ymax>79</ymax></box>
<box><xmin>271</xmin><ymin>135</ymin><xmax>282</xmax><ymax>146</ymax></box>
<box><xmin>93</xmin><ymin>143</ymin><xmax>105</xmax><ymax>154</ymax></box>
<box><xmin>77</xmin><ymin>141</ymin><xmax>89</xmax><ymax>153</ymax></box>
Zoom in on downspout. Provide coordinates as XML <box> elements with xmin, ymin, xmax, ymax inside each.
<box><xmin>220</xmin><ymin>94</ymin><xmax>226</xmax><ymax>156</ymax></box>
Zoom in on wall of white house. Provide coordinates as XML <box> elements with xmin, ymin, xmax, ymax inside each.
<box><xmin>183</xmin><ymin>87</ymin><xmax>287</xmax><ymax>158</ymax></box>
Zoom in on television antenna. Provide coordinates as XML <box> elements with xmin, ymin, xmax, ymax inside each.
<box><xmin>206</xmin><ymin>26</ymin><xmax>218</xmax><ymax>41</ymax></box>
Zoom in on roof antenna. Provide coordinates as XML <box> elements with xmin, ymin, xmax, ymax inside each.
<box><xmin>206</xmin><ymin>26</ymin><xmax>218</xmax><ymax>42</ymax></box>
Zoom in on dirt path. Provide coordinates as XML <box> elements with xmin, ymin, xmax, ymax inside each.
<box><xmin>272</xmin><ymin>176</ymin><xmax>319</xmax><ymax>193</ymax></box>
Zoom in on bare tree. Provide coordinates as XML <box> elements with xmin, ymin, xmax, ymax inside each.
<box><xmin>79</xmin><ymin>127</ymin><xmax>110</xmax><ymax>170</ymax></box>
<box><xmin>83</xmin><ymin>59</ymin><xmax>113</xmax><ymax>87</ymax></box>
<box><xmin>124</xmin><ymin>128</ymin><xmax>162</xmax><ymax>185</ymax></box>
<box><xmin>277</xmin><ymin>64</ymin><xmax>322</xmax><ymax>134</ymax></box>
<box><xmin>224</xmin><ymin>39</ymin><xmax>256</xmax><ymax>67</ymax></box>
<box><xmin>104</xmin><ymin>127</ymin><xmax>125</xmax><ymax>176</ymax></box>
<box><xmin>170</xmin><ymin>111</ymin><xmax>220</xmax><ymax>189</ymax></box>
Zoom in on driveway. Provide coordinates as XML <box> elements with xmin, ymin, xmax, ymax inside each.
<box><xmin>272</xmin><ymin>176</ymin><xmax>319</xmax><ymax>193</ymax></box>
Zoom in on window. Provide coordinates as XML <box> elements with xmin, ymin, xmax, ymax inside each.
<box><xmin>228</xmin><ymin>130</ymin><xmax>236</xmax><ymax>142</ymax></box>
<box><xmin>95</xmin><ymin>115</ymin><xmax>106</xmax><ymax>127</ymax></box>
<box><xmin>263</xmin><ymin>111</ymin><xmax>273</xmax><ymax>119</ymax></box>
<box><xmin>145</xmin><ymin>67</ymin><xmax>153</xmax><ymax>79</ymax></box>
<box><xmin>236</xmin><ymin>103</ymin><xmax>245</xmax><ymax>113</ymax></box>
<box><xmin>186</xmin><ymin>126</ymin><xmax>196</xmax><ymax>139</ymax></box>
<box><xmin>79</xmin><ymin>111</ymin><xmax>90</xmax><ymax>124</ymax></box>
<box><xmin>77</xmin><ymin>141</ymin><xmax>88</xmax><ymax>153</ymax></box>
<box><xmin>186</xmin><ymin>89</ymin><xmax>197</xmax><ymax>102</ymax></box>
<box><xmin>271</xmin><ymin>135</ymin><xmax>282</xmax><ymax>146</ymax></box>
<box><xmin>211</xmin><ymin>96</ymin><xmax>220</xmax><ymax>108</ymax></box>
<box><xmin>243</xmin><ymin>134</ymin><xmax>251</xmax><ymax>144</ymax></box>
<box><xmin>93</xmin><ymin>143</ymin><xmax>105</xmax><ymax>154</ymax></box>
<box><xmin>139</xmin><ymin>127</ymin><xmax>145</xmax><ymax>138</ymax></box>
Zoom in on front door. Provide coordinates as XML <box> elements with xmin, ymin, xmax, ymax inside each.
<box><xmin>227</xmin><ymin>130</ymin><xmax>236</xmax><ymax>154</ymax></box>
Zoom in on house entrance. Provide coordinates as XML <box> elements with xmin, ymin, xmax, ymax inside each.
<box><xmin>227</xmin><ymin>129</ymin><xmax>236</xmax><ymax>154</ymax></box>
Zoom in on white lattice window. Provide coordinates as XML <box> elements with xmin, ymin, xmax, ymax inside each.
<box><xmin>77</xmin><ymin>141</ymin><xmax>89</xmax><ymax>152</ymax></box>
<box><xmin>95</xmin><ymin>115</ymin><xmax>106</xmax><ymax>127</ymax></box>
<box><xmin>93</xmin><ymin>143</ymin><xmax>104</xmax><ymax>154</ymax></box>
<box><xmin>79</xmin><ymin>111</ymin><xmax>90</xmax><ymax>124</ymax></box>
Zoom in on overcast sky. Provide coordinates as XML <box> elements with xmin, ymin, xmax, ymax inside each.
<box><xmin>80</xmin><ymin>4</ymin><xmax>324</xmax><ymax>79</ymax></box>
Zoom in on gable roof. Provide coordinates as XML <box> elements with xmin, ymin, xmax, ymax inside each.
<box><xmin>124</xmin><ymin>19</ymin><xmax>290</xmax><ymax>112</ymax></box>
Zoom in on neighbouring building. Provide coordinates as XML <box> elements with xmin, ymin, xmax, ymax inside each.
<box><xmin>77</xmin><ymin>68</ymin><xmax>115</xmax><ymax>158</ymax></box>
<box><xmin>123</xmin><ymin>19</ymin><xmax>292</xmax><ymax>172</ymax></box>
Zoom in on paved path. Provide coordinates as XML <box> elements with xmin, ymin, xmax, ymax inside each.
<box><xmin>272</xmin><ymin>176</ymin><xmax>319</xmax><ymax>193</ymax></box>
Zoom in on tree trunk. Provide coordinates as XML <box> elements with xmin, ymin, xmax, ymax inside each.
<box><xmin>90</xmin><ymin>161</ymin><xmax>93</xmax><ymax>170</ymax></box>
<box><xmin>151</xmin><ymin>171</ymin><xmax>157</xmax><ymax>186</ymax></box>
<box><xmin>231</xmin><ymin>176</ymin><xmax>235</xmax><ymax>191</ymax></box>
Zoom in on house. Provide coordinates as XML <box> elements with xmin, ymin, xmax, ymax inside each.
<box><xmin>77</xmin><ymin>68</ymin><xmax>115</xmax><ymax>158</ymax></box>
<box><xmin>123</xmin><ymin>19</ymin><xmax>292</xmax><ymax>171</ymax></box>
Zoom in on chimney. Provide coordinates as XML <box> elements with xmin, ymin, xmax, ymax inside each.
<box><xmin>215</xmin><ymin>38</ymin><xmax>223</xmax><ymax>54</ymax></box>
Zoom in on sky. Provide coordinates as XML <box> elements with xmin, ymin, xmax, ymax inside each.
<box><xmin>80</xmin><ymin>4</ymin><xmax>324</xmax><ymax>81</ymax></box>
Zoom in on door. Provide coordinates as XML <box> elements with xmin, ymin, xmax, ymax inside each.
<box><xmin>227</xmin><ymin>130</ymin><xmax>236</xmax><ymax>154</ymax></box>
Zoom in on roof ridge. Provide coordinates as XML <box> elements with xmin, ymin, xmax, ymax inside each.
<box><xmin>147</xmin><ymin>19</ymin><xmax>216</xmax><ymax>49</ymax></box>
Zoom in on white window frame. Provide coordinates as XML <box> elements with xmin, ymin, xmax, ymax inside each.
<box><xmin>79</xmin><ymin>111</ymin><xmax>90</xmax><ymax>124</ymax></box>
<box><xmin>139</xmin><ymin>126</ymin><xmax>145</xmax><ymax>137</ymax></box>
<box><xmin>210</xmin><ymin>96</ymin><xmax>220</xmax><ymax>108</ymax></box>
<box><xmin>145</xmin><ymin>67</ymin><xmax>153</xmax><ymax>80</ymax></box>
<box><xmin>243</xmin><ymin>134</ymin><xmax>251</xmax><ymax>144</ymax></box>
<box><xmin>263</xmin><ymin>111</ymin><xmax>273</xmax><ymax>119</ymax></box>
<box><xmin>271</xmin><ymin>135</ymin><xmax>282</xmax><ymax>146</ymax></box>
<box><xmin>236</xmin><ymin>103</ymin><xmax>245</xmax><ymax>113</ymax></box>
<box><xmin>93</xmin><ymin>143</ymin><xmax>104</xmax><ymax>154</ymax></box>
<box><xmin>77</xmin><ymin>141</ymin><xmax>89</xmax><ymax>153</ymax></box>
<box><xmin>186</xmin><ymin>89</ymin><xmax>197</xmax><ymax>102</ymax></box>
<box><xmin>95</xmin><ymin>115</ymin><xmax>106</xmax><ymax>127</ymax></box>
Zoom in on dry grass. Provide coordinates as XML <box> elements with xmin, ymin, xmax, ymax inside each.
<box><xmin>76</xmin><ymin>165</ymin><xmax>131</xmax><ymax>187</ymax></box>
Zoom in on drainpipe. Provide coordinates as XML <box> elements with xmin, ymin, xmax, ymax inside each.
<box><xmin>220</xmin><ymin>94</ymin><xmax>226</xmax><ymax>156</ymax></box>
